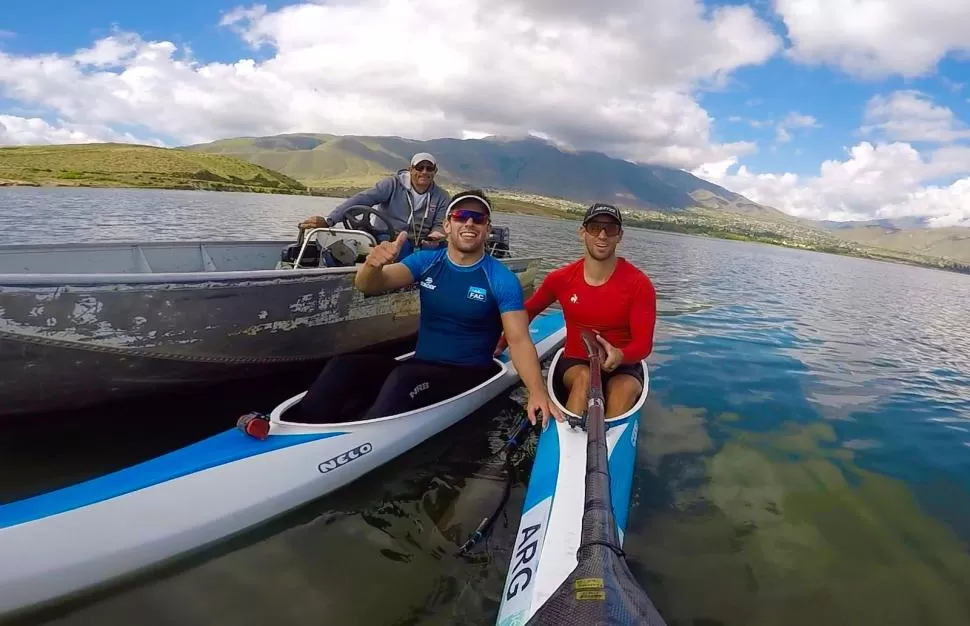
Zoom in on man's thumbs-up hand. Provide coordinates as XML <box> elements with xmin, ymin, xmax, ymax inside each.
<box><xmin>364</xmin><ymin>231</ymin><xmax>408</xmax><ymax>269</ymax></box>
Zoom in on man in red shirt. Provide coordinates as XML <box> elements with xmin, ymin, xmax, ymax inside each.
<box><xmin>501</xmin><ymin>203</ymin><xmax>657</xmax><ymax>419</ymax></box>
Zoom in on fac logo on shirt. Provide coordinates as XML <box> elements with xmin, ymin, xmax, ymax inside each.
<box><xmin>467</xmin><ymin>286</ymin><xmax>487</xmax><ymax>302</ymax></box>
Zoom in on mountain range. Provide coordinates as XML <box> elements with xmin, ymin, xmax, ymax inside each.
<box><xmin>183</xmin><ymin>133</ymin><xmax>969</xmax><ymax>264</ymax></box>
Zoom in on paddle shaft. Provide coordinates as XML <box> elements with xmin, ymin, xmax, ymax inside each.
<box><xmin>522</xmin><ymin>332</ymin><xmax>667</xmax><ymax>625</ymax></box>
<box><xmin>576</xmin><ymin>332</ymin><xmax>624</xmax><ymax>557</ymax></box>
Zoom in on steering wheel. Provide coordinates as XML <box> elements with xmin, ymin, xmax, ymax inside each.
<box><xmin>339</xmin><ymin>205</ymin><xmax>400</xmax><ymax>243</ymax></box>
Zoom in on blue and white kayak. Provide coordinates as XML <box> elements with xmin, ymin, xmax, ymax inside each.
<box><xmin>0</xmin><ymin>309</ymin><xmax>567</xmax><ymax>620</ymax></box>
<box><xmin>494</xmin><ymin>348</ymin><xmax>649</xmax><ymax>626</ymax></box>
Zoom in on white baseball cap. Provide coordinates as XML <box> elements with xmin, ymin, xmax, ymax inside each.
<box><xmin>410</xmin><ymin>152</ymin><xmax>436</xmax><ymax>167</ymax></box>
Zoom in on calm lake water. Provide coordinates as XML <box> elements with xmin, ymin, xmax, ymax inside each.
<box><xmin>2</xmin><ymin>187</ymin><xmax>970</xmax><ymax>626</ymax></box>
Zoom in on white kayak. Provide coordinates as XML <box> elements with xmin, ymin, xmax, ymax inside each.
<box><xmin>0</xmin><ymin>309</ymin><xmax>567</xmax><ymax>620</ymax></box>
<box><xmin>495</xmin><ymin>347</ymin><xmax>649</xmax><ymax>626</ymax></box>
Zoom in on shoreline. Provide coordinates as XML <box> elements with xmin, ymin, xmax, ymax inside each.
<box><xmin>2</xmin><ymin>179</ymin><xmax>968</xmax><ymax>277</ymax></box>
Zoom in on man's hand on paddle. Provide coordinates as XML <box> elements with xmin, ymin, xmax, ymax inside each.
<box><xmin>595</xmin><ymin>333</ymin><xmax>624</xmax><ymax>372</ymax></box>
<box><xmin>364</xmin><ymin>231</ymin><xmax>408</xmax><ymax>268</ymax></box>
<box><xmin>526</xmin><ymin>386</ymin><xmax>564</xmax><ymax>430</ymax></box>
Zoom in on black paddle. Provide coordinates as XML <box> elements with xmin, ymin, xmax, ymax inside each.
<box><xmin>524</xmin><ymin>331</ymin><xmax>667</xmax><ymax>625</ymax></box>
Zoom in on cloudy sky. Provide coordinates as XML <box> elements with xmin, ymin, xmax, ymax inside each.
<box><xmin>2</xmin><ymin>0</ymin><xmax>970</xmax><ymax>226</ymax></box>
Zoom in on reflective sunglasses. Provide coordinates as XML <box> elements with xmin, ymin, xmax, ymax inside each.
<box><xmin>449</xmin><ymin>209</ymin><xmax>489</xmax><ymax>224</ymax></box>
<box><xmin>584</xmin><ymin>221</ymin><xmax>621</xmax><ymax>236</ymax></box>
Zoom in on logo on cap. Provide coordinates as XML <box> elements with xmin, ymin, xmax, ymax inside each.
<box><xmin>583</xmin><ymin>203</ymin><xmax>622</xmax><ymax>226</ymax></box>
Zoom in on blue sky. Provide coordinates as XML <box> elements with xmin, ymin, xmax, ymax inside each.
<box><xmin>0</xmin><ymin>1</ymin><xmax>250</xmax><ymax>60</ymax></box>
<box><xmin>2</xmin><ymin>0</ymin><xmax>970</xmax><ymax>224</ymax></box>
<box><xmin>697</xmin><ymin>45</ymin><xmax>970</xmax><ymax>176</ymax></box>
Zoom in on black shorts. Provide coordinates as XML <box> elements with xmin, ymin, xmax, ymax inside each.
<box><xmin>551</xmin><ymin>355</ymin><xmax>644</xmax><ymax>401</ymax></box>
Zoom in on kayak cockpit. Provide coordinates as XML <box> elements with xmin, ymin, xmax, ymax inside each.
<box><xmin>260</xmin><ymin>356</ymin><xmax>511</xmax><ymax>430</ymax></box>
<box><xmin>546</xmin><ymin>348</ymin><xmax>649</xmax><ymax>426</ymax></box>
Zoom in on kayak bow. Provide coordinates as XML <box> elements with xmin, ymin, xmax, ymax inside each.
<box><xmin>495</xmin><ymin>331</ymin><xmax>666</xmax><ymax>625</ymax></box>
<box><xmin>0</xmin><ymin>309</ymin><xmax>567</xmax><ymax>620</ymax></box>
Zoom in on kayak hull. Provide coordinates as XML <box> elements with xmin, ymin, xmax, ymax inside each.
<box><xmin>495</xmin><ymin>348</ymin><xmax>649</xmax><ymax>626</ymax></box>
<box><xmin>0</xmin><ymin>309</ymin><xmax>567</xmax><ymax>620</ymax></box>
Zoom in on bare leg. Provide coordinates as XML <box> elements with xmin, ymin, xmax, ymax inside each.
<box><xmin>562</xmin><ymin>364</ymin><xmax>590</xmax><ymax>416</ymax></box>
<box><xmin>604</xmin><ymin>374</ymin><xmax>642</xmax><ymax>418</ymax></box>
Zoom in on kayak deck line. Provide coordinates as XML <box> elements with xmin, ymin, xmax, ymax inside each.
<box><xmin>0</xmin><ymin>430</ymin><xmax>347</xmax><ymax>530</ymax></box>
<box><xmin>494</xmin><ymin>346</ymin><xmax>649</xmax><ymax>625</ymax></box>
<box><xmin>0</xmin><ymin>308</ymin><xmax>567</xmax><ymax>620</ymax></box>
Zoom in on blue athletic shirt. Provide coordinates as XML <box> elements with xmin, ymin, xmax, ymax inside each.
<box><xmin>400</xmin><ymin>248</ymin><xmax>525</xmax><ymax>367</ymax></box>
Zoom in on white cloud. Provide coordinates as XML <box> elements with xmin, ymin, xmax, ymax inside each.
<box><xmin>775</xmin><ymin>111</ymin><xmax>820</xmax><ymax>143</ymax></box>
<box><xmin>695</xmin><ymin>89</ymin><xmax>970</xmax><ymax>226</ymax></box>
<box><xmin>694</xmin><ymin>141</ymin><xmax>970</xmax><ymax>225</ymax></box>
<box><xmin>0</xmin><ymin>115</ymin><xmax>160</xmax><ymax>145</ymax></box>
<box><xmin>861</xmin><ymin>90</ymin><xmax>970</xmax><ymax>143</ymax></box>
<box><xmin>774</xmin><ymin>0</ymin><xmax>970</xmax><ymax>78</ymax></box>
<box><xmin>879</xmin><ymin>178</ymin><xmax>970</xmax><ymax>227</ymax></box>
<box><xmin>0</xmin><ymin>0</ymin><xmax>782</xmax><ymax>169</ymax></box>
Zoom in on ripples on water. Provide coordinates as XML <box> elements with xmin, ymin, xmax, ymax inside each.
<box><xmin>2</xmin><ymin>187</ymin><xmax>970</xmax><ymax>626</ymax></box>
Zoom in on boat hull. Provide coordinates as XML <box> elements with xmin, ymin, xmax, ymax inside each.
<box><xmin>0</xmin><ymin>238</ymin><xmax>541</xmax><ymax>417</ymax></box>
<box><xmin>494</xmin><ymin>348</ymin><xmax>649</xmax><ymax>626</ymax></box>
<box><xmin>0</xmin><ymin>309</ymin><xmax>566</xmax><ymax>620</ymax></box>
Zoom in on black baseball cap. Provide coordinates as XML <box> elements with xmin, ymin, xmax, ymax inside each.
<box><xmin>582</xmin><ymin>203</ymin><xmax>622</xmax><ymax>227</ymax></box>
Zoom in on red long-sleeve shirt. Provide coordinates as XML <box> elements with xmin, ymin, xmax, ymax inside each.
<box><xmin>525</xmin><ymin>258</ymin><xmax>657</xmax><ymax>363</ymax></box>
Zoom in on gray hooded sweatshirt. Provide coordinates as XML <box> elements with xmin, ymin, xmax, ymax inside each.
<box><xmin>326</xmin><ymin>169</ymin><xmax>451</xmax><ymax>240</ymax></box>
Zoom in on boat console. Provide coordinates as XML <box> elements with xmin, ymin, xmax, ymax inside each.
<box><xmin>278</xmin><ymin>205</ymin><xmax>514</xmax><ymax>269</ymax></box>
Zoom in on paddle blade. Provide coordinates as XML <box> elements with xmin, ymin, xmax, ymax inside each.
<box><xmin>524</xmin><ymin>544</ymin><xmax>666</xmax><ymax>625</ymax></box>
<box><xmin>427</xmin><ymin>417</ymin><xmax>533</xmax><ymax>553</ymax></box>
<box><xmin>429</xmin><ymin>473</ymin><xmax>509</xmax><ymax>547</ymax></box>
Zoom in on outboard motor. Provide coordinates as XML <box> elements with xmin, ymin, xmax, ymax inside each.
<box><xmin>486</xmin><ymin>226</ymin><xmax>511</xmax><ymax>258</ymax></box>
<box><xmin>321</xmin><ymin>239</ymin><xmax>360</xmax><ymax>267</ymax></box>
<box><xmin>280</xmin><ymin>239</ymin><xmax>322</xmax><ymax>268</ymax></box>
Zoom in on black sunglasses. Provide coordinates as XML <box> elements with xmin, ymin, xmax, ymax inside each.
<box><xmin>449</xmin><ymin>208</ymin><xmax>489</xmax><ymax>224</ymax></box>
<box><xmin>412</xmin><ymin>164</ymin><xmax>436</xmax><ymax>172</ymax></box>
<box><xmin>584</xmin><ymin>221</ymin><xmax>621</xmax><ymax>236</ymax></box>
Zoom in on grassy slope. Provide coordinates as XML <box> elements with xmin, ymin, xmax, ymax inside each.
<box><xmin>828</xmin><ymin>225</ymin><xmax>970</xmax><ymax>263</ymax></box>
<box><xmin>0</xmin><ymin>143</ymin><xmax>308</xmax><ymax>194</ymax></box>
<box><xmin>187</xmin><ymin>133</ymin><xmax>782</xmax><ymax>213</ymax></box>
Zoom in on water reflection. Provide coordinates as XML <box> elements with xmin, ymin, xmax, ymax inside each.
<box><xmin>627</xmin><ymin>414</ymin><xmax>970</xmax><ymax>626</ymax></box>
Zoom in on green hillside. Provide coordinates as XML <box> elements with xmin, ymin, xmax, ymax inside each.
<box><xmin>829</xmin><ymin>225</ymin><xmax>970</xmax><ymax>263</ymax></box>
<box><xmin>185</xmin><ymin>133</ymin><xmax>969</xmax><ymax>267</ymax></box>
<box><xmin>0</xmin><ymin>143</ymin><xmax>308</xmax><ymax>194</ymax></box>
<box><xmin>184</xmin><ymin>133</ymin><xmax>786</xmax><ymax>217</ymax></box>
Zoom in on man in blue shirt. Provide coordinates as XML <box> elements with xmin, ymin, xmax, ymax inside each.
<box><xmin>296</xmin><ymin>189</ymin><xmax>563</xmax><ymax>427</ymax></box>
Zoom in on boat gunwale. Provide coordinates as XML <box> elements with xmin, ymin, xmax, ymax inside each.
<box><xmin>0</xmin><ymin>255</ymin><xmax>544</xmax><ymax>286</ymax></box>
<box><xmin>0</xmin><ymin>234</ymin><xmax>540</xmax><ymax>286</ymax></box>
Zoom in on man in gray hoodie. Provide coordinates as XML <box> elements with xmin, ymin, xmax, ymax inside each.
<box><xmin>300</xmin><ymin>152</ymin><xmax>451</xmax><ymax>256</ymax></box>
